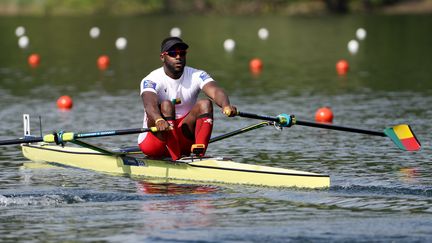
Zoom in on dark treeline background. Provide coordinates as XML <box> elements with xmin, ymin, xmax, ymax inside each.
<box><xmin>1</xmin><ymin>0</ymin><xmax>431</xmax><ymax>16</ymax></box>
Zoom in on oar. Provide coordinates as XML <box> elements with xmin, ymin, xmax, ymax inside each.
<box><xmin>0</xmin><ymin>127</ymin><xmax>158</xmax><ymax>146</ymax></box>
<box><xmin>236</xmin><ymin>111</ymin><xmax>421</xmax><ymax>151</ymax></box>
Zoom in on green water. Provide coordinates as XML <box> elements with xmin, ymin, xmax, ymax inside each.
<box><xmin>0</xmin><ymin>15</ymin><xmax>431</xmax><ymax>242</ymax></box>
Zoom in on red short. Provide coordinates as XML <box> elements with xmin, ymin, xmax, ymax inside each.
<box><xmin>138</xmin><ymin>115</ymin><xmax>193</xmax><ymax>158</ymax></box>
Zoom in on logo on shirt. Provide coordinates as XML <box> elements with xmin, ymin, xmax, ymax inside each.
<box><xmin>199</xmin><ymin>71</ymin><xmax>211</xmax><ymax>82</ymax></box>
<box><xmin>142</xmin><ymin>80</ymin><xmax>156</xmax><ymax>90</ymax></box>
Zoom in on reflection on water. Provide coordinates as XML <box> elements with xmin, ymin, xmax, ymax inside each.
<box><xmin>399</xmin><ymin>167</ymin><xmax>421</xmax><ymax>183</ymax></box>
<box><xmin>136</xmin><ymin>181</ymin><xmax>219</xmax><ymax>195</ymax></box>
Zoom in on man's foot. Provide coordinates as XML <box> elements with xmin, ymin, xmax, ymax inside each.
<box><xmin>191</xmin><ymin>144</ymin><xmax>205</xmax><ymax>157</ymax></box>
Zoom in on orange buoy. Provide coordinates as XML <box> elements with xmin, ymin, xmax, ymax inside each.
<box><xmin>28</xmin><ymin>54</ymin><xmax>40</xmax><ymax>68</ymax></box>
<box><xmin>97</xmin><ymin>55</ymin><xmax>110</xmax><ymax>70</ymax></box>
<box><xmin>249</xmin><ymin>58</ymin><xmax>263</xmax><ymax>75</ymax></box>
<box><xmin>315</xmin><ymin>107</ymin><xmax>333</xmax><ymax>123</ymax></box>
<box><xmin>57</xmin><ymin>95</ymin><xmax>73</xmax><ymax>110</ymax></box>
<box><xmin>336</xmin><ymin>59</ymin><xmax>349</xmax><ymax>75</ymax></box>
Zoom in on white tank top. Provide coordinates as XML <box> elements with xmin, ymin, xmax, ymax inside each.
<box><xmin>138</xmin><ymin>66</ymin><xmax>214</xmax><ymax>143</ymax></box>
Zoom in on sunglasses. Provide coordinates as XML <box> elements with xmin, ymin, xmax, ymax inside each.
<box><xmin>162</xmin><ymin>50</ymin><xmax>187</xmax><ymax>58</ymax></box>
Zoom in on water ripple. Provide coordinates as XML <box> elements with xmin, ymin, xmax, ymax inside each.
<box><xmin>331</xmin><ymin>184</ymin><xmax>432</xmax><ymax>197</ymax></box>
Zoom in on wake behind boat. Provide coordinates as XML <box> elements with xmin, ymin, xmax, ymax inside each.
<box><xmin>21</xmin><ymin>143</ymin><xmax>330</xmax><ymax>188</ymax></box>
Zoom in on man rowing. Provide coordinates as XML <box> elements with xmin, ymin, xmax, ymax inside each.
<box><xmin>138</xmin><ymin>37</ymin><xmax>237</xmax><ymax>160</ymax></box>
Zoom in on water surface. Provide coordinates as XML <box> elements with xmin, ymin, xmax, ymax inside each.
<box><xmin>1</xmin><ymin>15</ymin><xmax>431</xmax><ymax>242</ymax></box>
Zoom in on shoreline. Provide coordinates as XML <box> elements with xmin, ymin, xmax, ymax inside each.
<box><xmin>1</xmin><ymin>1</ymin><xmax>432</xmax><ymax>17</ymax></box>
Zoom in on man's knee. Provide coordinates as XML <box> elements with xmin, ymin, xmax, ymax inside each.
<box><xmin>160</xmin><ymin>100</ymin><xmax>175</xmax><ymax>117</ymax></box>
<box><xmin>196</xmin><ymin>99</ymin><xmax>213</xmax><ymax>113</ymax></box>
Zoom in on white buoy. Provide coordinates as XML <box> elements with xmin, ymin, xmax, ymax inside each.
<box><xmin>115</xmin><ymin>37</ymin><xmax>127</xmax><ymax>50</ymax></box>
<box><xmin>356</xmin><ymin>28</ymin><xmax>367</xmax><ymax>41</ymax></box>
<box><xmin>89</xmin><ymin>27</ymin><xmax>100</xmax><ymax>39</ymax></box>
<box><xmin>258</xmin><ymin>28</ymin><xmax>269</xmax><ymax>40</ymax></box>
<box><xmin>170</xmin><ymin>27</ymin><xmax>181</xmax><ymax>37</ymax></box>
<box><xmin>223</xmin><ymin>39</ymin><xmax>235</xmax><ymax>52</ymax></box>
<box><xmin>18</xmin><ymin>36</ymin><xmax>29</xmax><ymax>49</ymax></box>
<box><xmin>15</xmin><ymin>26</ymin><xmax>25</xmax><ymax>37</ymax></box>
<box><xmin>347</xmin><ymin>39</ymin><xmax>359</xmax><ymax>55</ymax></box>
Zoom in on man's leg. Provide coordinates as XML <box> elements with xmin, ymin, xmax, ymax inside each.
<box><xmin>143</xmin><ymin>100</ymin><xmax>181</xmax><ymax>160</ymax></box>
<box><xmin>159</xmin><ymin>100</ymin><xmax>181</xmax><ymax>160</ymax></box>
<box><xmin>181</xmin><ymin>99</ymin><xmax>213</xmax><ymax>155</ymax></box>
<box><xmin>139</xmin><ymin>132</ymin><xmax>169</xmax><ymax>158</ymax></box>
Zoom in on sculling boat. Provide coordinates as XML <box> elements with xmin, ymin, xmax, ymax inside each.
<box><xmin>21</xmin><ymin>143</ymin><xmax>330</xmax><ymax>188</ymax></box>
<box><xmin>1</xmin><ymin>112</ymin><xmax>420</xmax><ymax>189</ymax></box>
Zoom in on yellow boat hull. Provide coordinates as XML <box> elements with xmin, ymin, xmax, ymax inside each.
<box><xmin>21</xmin><ymin>143</ymin><xmax>330</xmax><ymax>189</ymax></box>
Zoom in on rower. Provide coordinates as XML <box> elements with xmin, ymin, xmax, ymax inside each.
<box><xmin>137</xmin><ymin>36</ymin><xmax>237</xmax><ymax>161</ymax></box>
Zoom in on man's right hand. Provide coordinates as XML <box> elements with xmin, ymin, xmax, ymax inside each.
<box><xmin>155</xmin><ymin>118</ymin><xmax>172</xmax><ymax>131</ymax></box>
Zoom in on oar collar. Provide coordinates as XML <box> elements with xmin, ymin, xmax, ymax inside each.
<box><xmin>277</xmin><ymin>114</ymin><xmax>295</xmax><ymax>127</ymax></box>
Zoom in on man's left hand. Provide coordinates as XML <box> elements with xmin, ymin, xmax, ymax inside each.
<box><xmin>223</xmin><ymin>105</ymin><xmax>238</xmax><ymax>117</ymax></box>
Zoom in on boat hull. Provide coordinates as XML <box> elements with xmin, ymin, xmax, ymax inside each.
<box><xmin>21</xmin><ymin>143</ymin><xmax>330</xmax><ymax>188</ymax></box>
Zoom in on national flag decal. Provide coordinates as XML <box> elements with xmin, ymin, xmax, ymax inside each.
<box><xmin>143</xmin><ymin>80</ymin><xmax>156</xmax><ymax>90</ymax></box>
<box><xmin>384</xmin><ymin>124</ymin><xmax>421</xmax><ymax>151</ymax></box>
<box><xmin>199</xmin><ymin>71</ymin><xmax>211</xmax><ymax>82</ymax></box>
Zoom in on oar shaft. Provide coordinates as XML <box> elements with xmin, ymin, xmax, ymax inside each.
<box><xmin>0</xmin><ymin>136</ymin><xmax>43</xmax><ymax>146</ymax></box>
<box><xmin>237</xmin><ymin>112</ymin><xmax>280</xmax><ymax>123</ymax></box>
<box><xmin>237</xmin><ymin>111</ymin><xmax>385</xmax><ymax>137</ymax></box>
<box><xmin>0</xmin><ymin>127</ymin><xmax>157</xmax><ymax>146</ymax></box>
<box><xmin>75</xmin><ymin>128</ymin><xmax>154</xmax><ymax>139</ymax></box>
<box><xmin>295</xmin><ymin>120</ymin><xmax>386</xmax><ymax>137</ymax></box>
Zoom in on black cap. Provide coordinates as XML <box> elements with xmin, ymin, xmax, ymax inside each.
<box><xmin>161</xmin><ymin>37</ymin><xmax>189</xmax><ymax>53</ymax></box>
